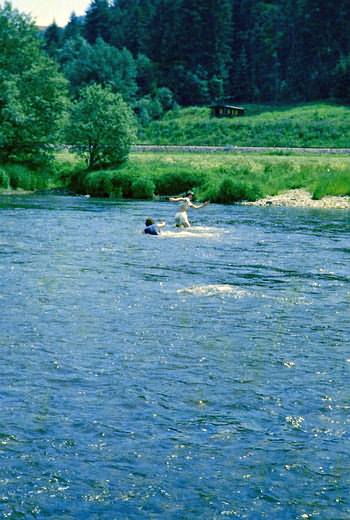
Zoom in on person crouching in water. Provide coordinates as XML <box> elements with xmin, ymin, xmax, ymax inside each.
<box><xmin>169</xmin><ymin>191</ymin><xmax>209</xmax><ymax>228</ymax></box>
<box><xmin>144</xmin><ymin>218</ymin><xmax>166</xmax><ymax>235</ymax></box>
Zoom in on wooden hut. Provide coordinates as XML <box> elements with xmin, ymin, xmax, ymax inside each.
<box><xmin>210</xmin><ymin>104</ymin><xmax>245</xmax><ymax>118</ymax></box>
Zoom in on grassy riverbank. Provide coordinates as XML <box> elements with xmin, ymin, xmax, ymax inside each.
<box><xmin>1</xmin><ymin>147</ymin><xmax>350</xmax><ymax>205</ymax></box>
<box><xmin>71</xmin><ymin>152</ymin><xmax>350</xmax><ymax>203</ymax></box>
<box><xmin>140</xmin><ymin>102</ymin><xmax>350</xmax><ymax>148</ymax></box>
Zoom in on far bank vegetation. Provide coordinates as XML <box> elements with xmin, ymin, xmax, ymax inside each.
<box><xmin>1</xmin><ymin>3</ymin><xmax>350</xmax><ymax>204</ymax></box>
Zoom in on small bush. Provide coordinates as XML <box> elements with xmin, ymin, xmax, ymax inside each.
<box><xmin>83</xmin><ymin>169</ymin><xmax>134</xmax><ymax>198</ymax></box>
<box><xmin>0</xmin><ymin>169</ymin><xmax>9</xmax><ymax>188</ymax></box>
<box><xmin>312</xmin><ymin>170</ymin><xmax>350</xmax><ymax>199</ymax></box>
<box><xmin>5</xmin><ymin>165</ymin><xmax>47</xmax><ymax>191</ymax></box>
<box><xmin>50</xmin><ymin>158</ymin><xmax>86</xmax><ymax>188</ymax></box>
<box><xmin>131</xmin><ymin>177</ymin><xmax>155</xmax><ymax>199</ymax></box>
<box><xmin>109</xmin><ymin>171</ymin><xmax>133</xmax><ymax>198</ymax></box>
<box><xmin>69</xmin><ymin>169</ymin><xmax>90</xmax><ymax>194</ymax></box>
<box><xmin>84</xmin><ymin>171</ymin><xmax>112</xmax><ymax>197</ymax></box>
<box><xmin>157</xmin><ymin>87</ymin><xmax>176</xmax><ymax>112</ymax></box>
<box><xmin>212</xmin><ymin>177</ymin><xmax>262</xmax><ymax>203</ymax></box>
<box><xmin>154</xmin><ymin>170</ymin><xmax>207</xmax><ymax>195</ymax></box>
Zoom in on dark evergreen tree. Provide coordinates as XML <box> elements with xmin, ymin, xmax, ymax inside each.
<box><xmin>296</xmin><ymin>0</ymin><xmax>350</xmax><ymax>99</ymax></box>
<box><xmin>37</xmin><ymin>0</ymin><xmax>350</xmax><ymax>105</ymax></box>
<box><xmin>333</xmin><ymin>54</ymin><xmax>350</xmax><ymax>100</ymax></box>
<box><xmin>136</xmin><ymin>53</ymin><xmax>156</xmax><ymax>96</ymax></box>
<box><xmin>43</xmin><ymin>22</ymin><xmax>63</xmax><ymax>59</ymax></box>
<box><xmin>200</xmin><ymin>0</ymin><xmax>232</xmax><ymax>80</ymax></box>
<box><xmin>108</xmin><ymin>1</ymin><xmax>125</xmax><ymax>48</ymax></box>
<box><xmin>84</xmin><ymin>0</ymin><xmax>111</xmax><ymax>43</ymax></box>
<box><xmin>147</xmin><ymin>0</ymin><xmax>182</xmax><ymax>70</ymax></box>
<box><xmin>63</xmin><ymin>12</ymin><xmax>84</xmax><ymax>41</ymax></box>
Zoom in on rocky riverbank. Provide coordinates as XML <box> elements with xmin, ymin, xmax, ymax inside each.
<box><xmin>242</xmin><ymin>189</ymin><xmax>350</xmax><ymax>209</ymax></box>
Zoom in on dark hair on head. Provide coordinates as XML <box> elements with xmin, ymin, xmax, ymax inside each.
<box><xmin>145</xmin><ymin>218</ymin><xmax>155</xmax><ymax>226</ymax></box>
<box><xmin>186</xmin><ymin>190</ymin><xmax>194</xmax><ymax>197</ymax></box>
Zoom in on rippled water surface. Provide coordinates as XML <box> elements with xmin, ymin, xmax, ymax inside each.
<box><xmin>1</xmin><ymin>195</ymin><xmax>350</xmax><ymax>519</ymax></box>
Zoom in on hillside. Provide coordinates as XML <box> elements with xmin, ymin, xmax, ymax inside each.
<box><xmin>140</xmin><ymin>102</ymin><xmax>350</xmax><ymax>148</ymax></box>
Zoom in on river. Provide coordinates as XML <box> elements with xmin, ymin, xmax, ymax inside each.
<box><xmin>1</xmin><ymin>194</ymin><xmax>349</xmax><ymax>519</ymax></box>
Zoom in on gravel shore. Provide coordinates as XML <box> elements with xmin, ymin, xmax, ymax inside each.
<box><xmin>242</xmin><ymin>189</ymin><xmax>350</xmax><ymax>209</ymax></box>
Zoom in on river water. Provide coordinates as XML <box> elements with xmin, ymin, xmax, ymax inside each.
<box><xmin>1</xmin><ymin>195</ymin><xmax>349</xmax><ymax>519</ymax></box>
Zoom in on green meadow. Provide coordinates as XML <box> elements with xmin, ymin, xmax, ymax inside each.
<box><xmin>140</xmin><ymin>102</ymin><xmax>350</xmax><ymax>148</ymax></box>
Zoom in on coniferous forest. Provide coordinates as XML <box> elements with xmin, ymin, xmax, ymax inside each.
<box><xmin>43</xmin><ymin>0</ymin><xmax>350</xmax><ymax>109</ymax></box>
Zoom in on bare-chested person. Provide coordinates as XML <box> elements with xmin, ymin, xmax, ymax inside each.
<box><xmin>169</xmin><ymin>191</ymin><xmax>209</xmax><ymax>228</ymax></box>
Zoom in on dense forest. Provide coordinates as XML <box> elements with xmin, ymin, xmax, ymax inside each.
<box><xmin>43</xmin><ymin>0</ymin><xmax>350</xmax><ymax>109</ymax></box>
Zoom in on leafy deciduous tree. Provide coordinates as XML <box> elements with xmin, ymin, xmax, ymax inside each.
<box><xmin>66</xmin><ymin>83</ymin><xmax>136</xmax><ymax>169</ymax></box>
<box><xmin>0</xmin><ymin>3</ymin><xmax>69</xmax><ymax>165</ymax></box>
<box><xmin>61</xmin><ymin>37</ymin><xmax>137</xmax><ymax>101</ymax></box>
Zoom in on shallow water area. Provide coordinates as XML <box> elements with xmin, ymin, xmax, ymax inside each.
<box><xmin>1</xmin><ymin>194</ymin><xmax>350</xmax><ymax>519</ymax></box>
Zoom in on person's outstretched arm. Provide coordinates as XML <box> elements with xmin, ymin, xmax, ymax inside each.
<box><xmin>169</xmin><ymin>196</ymin><xmax>185</xmax><ymax>202</ymax></box>
<box><xmin>192</xmin><ymin>201</ymin><xmax>210</xmax><ymax>209</ymax></box>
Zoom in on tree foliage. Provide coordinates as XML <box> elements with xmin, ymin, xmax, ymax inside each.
<box><xmin>63</xmin><ymin>12</ymin><xmax>84</xmax><ymax>41</ymax></box>
<box><xmin>84</xmin><ymin>0</ymin><xmax>112</xmax><ymax>44</ymax></box>
<box><xmin>43</xmin><ymin>0</ymin><xmax>350</xmax><ymax>105</ymax></box>
<box><xmin>0</xmin><ymin>3</ymin><xmax>68</xmax><ymax>165</ymax></box>
<box><xmin>66</xmin><ymin>84</ymin><xmax>136</xmax><ymax>169</ymax></box>
<box><xmin>60</xmin><ymin>37</ymin><xmax>137</xmax><ymax>100</ymax></box>
<box><xmin>43</xmin><ymin>21</ymin><xmax>63</xmax><ymax>59</ymax></box>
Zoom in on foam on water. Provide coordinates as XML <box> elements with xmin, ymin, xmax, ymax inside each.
<box><xmin>177</xmin><ymin>284</ymin><xmax>249</xmax><ymax>297</ymax></box>
<box><xmin>161</xmin><ymin>225</ymin><xmax>223</xmax><ymax>239</ymax></box>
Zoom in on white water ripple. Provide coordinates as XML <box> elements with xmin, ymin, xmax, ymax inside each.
<box><xmin>161</xmin><ymin>226</ymin><xmax>224</xmax><ymax>239</ymax></box>
<box><xmin>177</xmin><ymin>284</ymin><xmax>249</xmax><ymax>297</ymax></box>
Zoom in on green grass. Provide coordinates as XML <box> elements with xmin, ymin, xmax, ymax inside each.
<box><xmin>140</xmin><ymin>102</ymin><xmax>350</xmax><ymax>148</ymax></box>
<box><xmin>74</xmin><ymin>151</ymin><xmax>350</xmax><ymax>203</ymax></box>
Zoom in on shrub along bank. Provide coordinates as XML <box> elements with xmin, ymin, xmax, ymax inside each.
<box><xmin>0</xmin><ymin>155</ymin><xmax>85</xmax><ymax>193</ymax></box>
<box><xmin>2</xmin><ymin>151</ymin><xmax>350</xmax><ymax>203</ymax></box>
<box><xmin>71</xmin><ymin>152</ymin><xmax>350</xmax><ymax>203</ymax></box>
<box><xmin>0</xmin><ymin>165</ymin><xmax>48</xmax><ymax>192</ymax></box>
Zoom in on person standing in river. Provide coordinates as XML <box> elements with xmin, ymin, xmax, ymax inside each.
<box><xmin>169</xmin><ymin>191</ymin><xmax>209</xmax><ymax>227</ymax></box>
